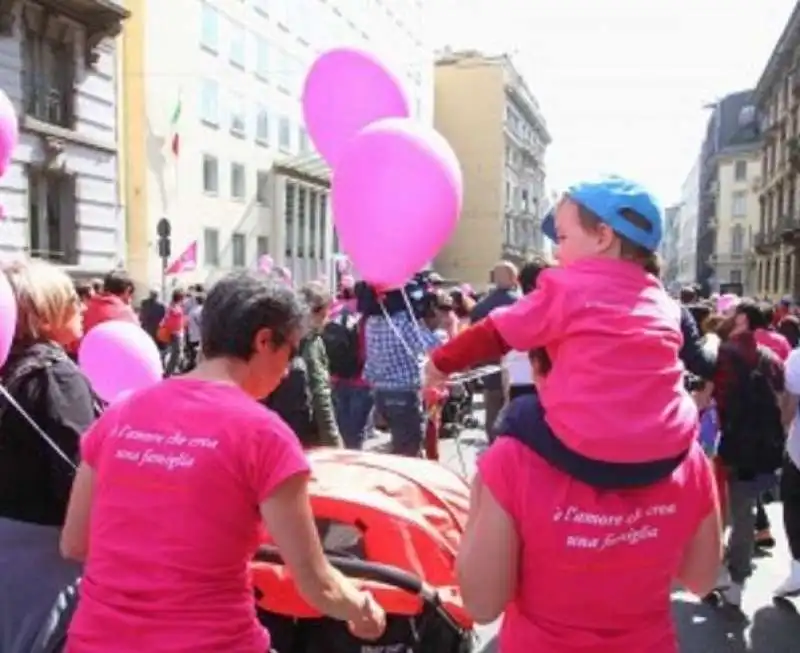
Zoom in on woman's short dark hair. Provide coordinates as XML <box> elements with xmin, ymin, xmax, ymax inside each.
<box><xmin>201</xmin><ymin>271</ymin><xmax>307</xmax><ymax>360</ymax></box>
<box><xmin>518</xmin><ymin>257</ymin><xmax>552</xmax><ymax>294</ymax></box>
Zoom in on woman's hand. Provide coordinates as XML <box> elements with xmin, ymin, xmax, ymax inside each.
<box><xmin>347</xmin><ymin>591</ymin><xmax>386</xmax><ymax>640</ymax></box>
<box><xmin>422</xmin><ymin>357</ymin><xmax>448</xmax><ymax>390</ymax></box>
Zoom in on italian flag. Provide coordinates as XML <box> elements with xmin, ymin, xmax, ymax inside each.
<box><xmin>169</xmin><ymin>94</ymin><xmax>182</xmax><ymax>157</ymax></box>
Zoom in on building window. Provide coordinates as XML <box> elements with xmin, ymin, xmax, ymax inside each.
<box><xmin>734</xmin><ymin>160</ymin><xmax>747</xmax><ymax>181</ymax></box>
<box><xmin>255</xmin><ymin>105</ymin><xmax>270</xmax><ymax>144</ymax></box>
<box><xmin>229</xmin><ymin>22</ymin><xmax>246</xmax><ymax>69</ymax></box>
<box><xmin>731</xmin><ymin>191</ymin><xmax>747</xmax><ymax>218</ymax></box>
<box><xmin>786</xmin><ymin>254</ymin><xmax>793</xmax><ymax>292</ymax></box>
<box><xmin>730</xmin><ymin>269</ymin><xmax>742</xmax><ymax>284</ymax></box>
<box><xmin>229</xmin><ymin>92</ymin><xmax>246</xmax><ymax>136</ymax></box>
<box><xmin>309</xmin><ymin>190</ymin><xmax>318</xmax><ymax>258</ymax></box>
<box><xmin>200</xmin><ymin>3</ymin><xmax>219</xmax><ymax>52</ymax></box>
<box><xmin>232</xmin><ymin>232</ymin><xmax>246</xmax><ymax>267</ymax></box>
<box><xmin>285</xmin><ymin>183</ymin><xmax>296</xmax><ymax>256</ymax></box>
<box><xmin>22</xmin><ymin>23</ymin><xmax>75</xmax><ymax>129</ymax></box>
<box><xmin>279</xmin><ymin>116</ymin><xmax>292</xmax><ymax>151</ymax></box>
<box><xmin>731</xmin><ymin>225</ymin><xmax>744</xmax><ymax>254</ymax></box>
<box><xmin>298</xmin><ymin>126</ymin><xmax>310</xmax><ymax>153</ymax></box>
<box><xmin>200</xmin><ymin>79</ymin><xmax>219</xmax><ymax>126</ymax></box>
<box><xmin>256</xmin><ymin>171</ymin><xmax>270</xmax><ymax>205</ymax></box>
<box><xmin>203</xmin><ymin>228</ymin><xmax>220</xmax><ymax>266</ymax></box>
<box><xmin>27</xmin><ymin>168</ymin><xmax>77</xmax><ymax>264</ymax></box>
<box><xmin>297</xmin><ymin>188</ymin><xmax>307</xmax><ymax>257</ymax></box>
<box><xmin>774</xmin><ymin>256</ymin><xmax>780</xmax><ymax>293</ymax></box>
<box><xmin>255</xmin><ymin>35</ymin><xmax>269</xmax><ymax>80</ymax></box>
<box><xmin>257</xmin><ymin>235</ymin><xmax>269</xmax><ymax>258</ymax></box>
<box><xmin>202</xmin><ymin>155</ymin><xmax>218</xmax><ymax>194</ymax></box>
<box><xmin>274</xmin><ymin>48</ymin><xmax>287</xmax><ymax>91</ymax></box>
<box><xmin>231</xmin><ymin>162</ymin><xmax>246</xmax><ymax>200</ymax></box>
<box><xmin>319</xmin><ymin>193</ymin><xmax>327</xmax><ymax>254</ymax></box>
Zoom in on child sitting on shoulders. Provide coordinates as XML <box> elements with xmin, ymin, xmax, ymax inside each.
<box><xmin>423</xmin><ymin>175</ymin><xmax>698</xmax><ymax>487</ymax></box>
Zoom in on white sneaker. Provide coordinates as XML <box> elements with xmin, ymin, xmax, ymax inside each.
<box><xmin>775</xmin><ymin>560</ymin><xmax>800</xmax><ymax>597</ymax></box>
<box><xmin>720</xmin><ymin>582</ymin><xmax>743</xmax><ymax>607</ymax></box>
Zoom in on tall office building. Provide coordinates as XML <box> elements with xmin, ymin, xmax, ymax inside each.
<box><xmin>122</xmin><ymin>0</ymin><xmax>431</xmax><ymax>289</ymax></box>
<box><xmin>0</xmin><ymin>0</ymin><xmax>128</xmax><ymax>275</ymax></box>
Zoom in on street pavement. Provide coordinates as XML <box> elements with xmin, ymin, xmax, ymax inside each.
<box><xmin>366</xmin><ymin>409</ymin><xmax>800</xmax><ymax>652</ymax></box>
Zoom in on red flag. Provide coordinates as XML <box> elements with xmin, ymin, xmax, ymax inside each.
<box><xmin>165</xmin><ymin>241</ymin><xmax>197</xmax><ymax>275</ymax></box>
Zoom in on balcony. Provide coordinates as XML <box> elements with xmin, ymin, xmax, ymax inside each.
<box><xmin>780</xmin><ymin>213</ymin><xmax>800</xmax><ymax>242</ymax></box>
<box><xmin>754</xmin><ymin>232</ymin><xmax>771</xmax><ymax>254</ymax></box>
<box><xmin>0</xmin><ymin>0</ymin><xmax>130</xmax><ymax>63</ymax></box>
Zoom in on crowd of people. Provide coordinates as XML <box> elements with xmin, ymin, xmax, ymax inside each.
<box><xmin>1</xmin><ymin>175</ymin><xmax>800</xmax><ymax>652</ymax></box>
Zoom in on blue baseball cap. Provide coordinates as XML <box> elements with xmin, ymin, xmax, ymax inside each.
<box><xmin>542</xmin><ymin>175</ymin><xmax>663</xmax><ymax>252</ymax></box>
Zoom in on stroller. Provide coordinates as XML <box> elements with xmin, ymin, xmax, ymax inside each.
<box><xmin>252</xmin><ymin>448</ymin><xmax>476</xmax><ymax>653</ymax></box>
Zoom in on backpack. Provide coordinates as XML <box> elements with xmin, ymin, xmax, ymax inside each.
<box><xmin>321</xmin><ymin>311</ymin><xmax>361</xmax><ymax>379</ymax></box>
<box><xmin>262</xmin><ymin>352</ymin><xmax>317</xmax><ymax>447</ymax></box>
<box><xmin>717</xmin><ymin>347</ymin><xmax>785</xmax><ymax>475</ymax></box>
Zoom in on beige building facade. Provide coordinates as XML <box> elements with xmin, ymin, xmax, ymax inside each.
<box><xmin>433</xmin><ymin>50</ymin><xmax>550</xmax><ymax>287</ymax></box>
<box><xmin>711</xmin><ymin>147</ymin><xmax>762</xmax><ymax>294</ymax></box>
<box><xmin>753</xmin><ymin>3</ymin><xmax>800</xmax><ymax>300</ymax></box>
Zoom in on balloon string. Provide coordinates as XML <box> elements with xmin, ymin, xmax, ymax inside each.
<box><xmin>400</xmin><ymin>289</ymin><xmax>428</xmax><ymax>351</ymax></box>
<box><xmin>0</xmin><ymin>384</ymin><xmax>77</xmax><ymax>470</ymax></box>
<box><xmin>376</xmin><ymin>302</ymin><xmax>424</xmax><ymax>365</ymax></box>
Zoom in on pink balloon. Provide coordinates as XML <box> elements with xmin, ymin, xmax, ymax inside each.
<box><xmin>0</xmin><ymin>272</ymin><xmax>17</xmax><ymax>368</ymax></box>
<box><xmin>0</xmin><ymin>90</ymin><xmax>18</xmax><ymax>177</ymax></box>
<box><xmin>78</xmin><ymin>321</ymin><xmax>162</xmax><ymax>402</ymax></box>
<box><xmin>302</xmin><ymin>48</ymin><xmax>410</xmax><ymax>166</ymax></box>
<box><xmin>258</xmin><ymin>254</ymin><xmax>273</xmax><ymax>273</ymax></box>
<box><xmin>331</xmin><ymin>118</ymin><xmax>462</xmax><ymax>287</ymax></box>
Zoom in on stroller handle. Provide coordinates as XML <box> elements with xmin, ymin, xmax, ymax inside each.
<box><xmin>254</xmin><ymin>544</ymin><xmax>435</xmax><ymax>601</ymax></box>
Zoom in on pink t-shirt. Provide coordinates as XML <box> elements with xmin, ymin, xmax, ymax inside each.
<box><xmin>491</xmin><ymin>258</ymin><xmax>697</xmax><ymax>463</ymax></box>
<box><xmin>755</xmin><ymin>328</ymin><xmax>792</xmax><ymax>361</ymax></box>
<box><xmin>66</xmin><ymin>378</ymin><xmax>310</xmax><ymax>653</ymax></box>
<box><xmin>479</xmin><ymin>437</ymin><xmax>715</xmax><ymax>653</ymax></box>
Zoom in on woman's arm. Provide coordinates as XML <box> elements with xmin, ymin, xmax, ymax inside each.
<box><xmin>456</xmin><ymin>475</ymin><xmax>519</xmax><ymax>623</ymax></box>
<box><xmin>61</xmin><ymin>462</ymin><xmax>94</xmax><ymax>560</ymax></box>
<box><xmin>260</xmin><ymin>473</ymin><xmax>370</xmax><ymax>622</ymax></box>
<box><xmin>676</xmin><ymin>509</ymin><xmax>723</xmax><ymax>597</ymax></box>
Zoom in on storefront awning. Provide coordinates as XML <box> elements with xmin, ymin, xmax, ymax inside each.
<box><xmin>272</xmin><ymin>152</ymin><xmax>331</xmax><ymax>188</ymax></box>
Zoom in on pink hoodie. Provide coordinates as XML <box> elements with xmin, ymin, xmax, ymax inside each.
<box><xmin>491</xmin><ymin>258</ymin><xmax>697</xmax><ymax>464</ymax></box>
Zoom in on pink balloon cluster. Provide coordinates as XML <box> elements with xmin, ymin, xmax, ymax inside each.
<box><xmin>303</xmin><ymin>48</ymin><xmax>463</xmax><ymax>288</ymax></box>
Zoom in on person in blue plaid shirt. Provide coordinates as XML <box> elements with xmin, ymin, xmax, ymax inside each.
<box><xmin>364</xmin><ymin>310</ymin><xmax>443</xmax><ymax>456</ymax></box>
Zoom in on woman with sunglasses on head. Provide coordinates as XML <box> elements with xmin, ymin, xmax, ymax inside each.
<box><xmin>61</xmin><ymin>272</ymin><xmax>384</xmax><ymax>653</ymax></box>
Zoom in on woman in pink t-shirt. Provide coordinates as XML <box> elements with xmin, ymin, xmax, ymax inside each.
<box><xmin>456</xmin><ymin>352</ymin><xmax>722</xmax><ymax>652</ymax></box>
<box><xmin>60</xmin><ymin>272</ymin><xmax>385</xmax><ymax>653</ymax></box>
